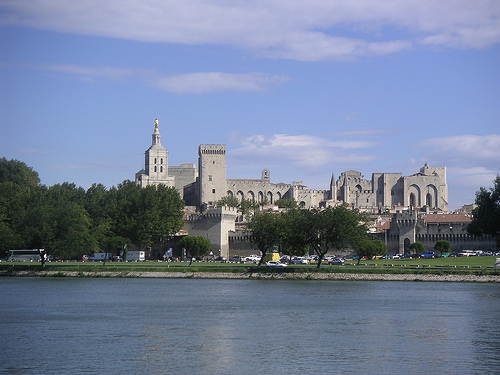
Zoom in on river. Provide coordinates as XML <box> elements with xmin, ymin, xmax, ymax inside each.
<box><xmin>1</xmin><ymin>278</ymin><xmax>499</xmax><ymax>374</ymax></box>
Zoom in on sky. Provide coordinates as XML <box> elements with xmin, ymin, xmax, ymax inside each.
<box><xmin>1</xmin><ymin>0</ymin><xmax>499</xmax><ymax>211</ymax></box>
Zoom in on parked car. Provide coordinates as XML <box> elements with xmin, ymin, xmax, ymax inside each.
<box><xmin>246</xmin><ymin>255</ymin><xmax>261</xmax><ymax>263</ymax></box>
<box><xmin>420</xmin><ymin>251</ymin><xmax>436</xmax><ymax>259</ymax></box>
<box><xmin>280</xmin><ymin>255</ymin><xmax>290</xmax><ymax>263</ymax></box>
<box><xmin>329</xmin><ymin>258</ymin><xmax>344</xmax><ymax>265</ymax></box>
<box><xmin>291</xmin><ymin>257</ymin><xmax>308</xmax><ymax>264</ymax></box>
<box><xmin>477</xmin><ymin>251</ymin><xmax>492</xmax><ymax>256</ymax></box>
<box><xmin>215</xmin><ymin>256</ymin><xmax>227</xmax><ymax>263</ymax></box>
<box><xmin>458</xmin><ymin>250</ymin><xmax>476</xmax><ymax>257</ymax></box>
<box><xmin>266</xmin><ymin>261</ymin><xmax>287</xmax><ymax>267</ymax></box>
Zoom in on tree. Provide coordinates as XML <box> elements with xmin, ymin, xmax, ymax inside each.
<box><xmin>0</xmin><ymin>158</ymin><xmax>40</xmax><ymax>187</ymax></box>
<box><xmin>434</xmin><ymin>240</ymin><xmax>451</xmax><ymax>255</ymax></box>
<box><xmin>280</xmin><ymin>209</ymin><xmax>311</xmax><ymax>261</ymax></box>
<box><xmin>108</xmin><ymin>181</ymin><xmax>185</xmax><ymax>249</ymax></box>
<box><xmin>468</xmin><ymin>175</ymin><xmax>500</xmax><ymax>248</ymax></box>
<box><xmin>239</xmin><ymin>198</ymin><xmax>259</xmax><ymax>219</ymax></box>
<box><xmin>275</xmin><ymin>198</ymin><xmax>298</xmax><ymax>209</ymax></box>
<box><xmin>216</xmin><ymin>195</ymin><xmax>240</xmax><ymax>208</ymax></box>
<box><xmin>409</xmin><ymin>242</ymin><xmax>425</xmax><ymax>256</ymax></box>
<box><xmin>179</xmin><ymin>236</ymin><xmax>211</xmax><ymax>265</ymax></box>
<box><xmin>356</xmin><ymin>238</ymin><xmax>387</xmax><ymax>265</ymax></box>
<box><xmin>247</xmin><ymin>211</ymin><xmax>283</xmax><ymax>267</ymax></box>
<box><xmin>297</xmin><ymin>206</ymin><xmax>370</xmax><ymax>268</ymax></box>
<box><xmin>0</xmin><ymin>159</ymin><xmax>42</xmax><ymax>255</ymax></box>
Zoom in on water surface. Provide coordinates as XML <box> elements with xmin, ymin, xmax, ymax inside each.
<box><xmin>1</xmin><ymin>278</ymin><xmax>499</xmax><ymax>374</ymax></box>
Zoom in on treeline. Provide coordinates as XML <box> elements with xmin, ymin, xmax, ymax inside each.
<box><xmin>0</xmin><ymin>158</ymin><xmax>185</xmax><ymax>259</ymax></box>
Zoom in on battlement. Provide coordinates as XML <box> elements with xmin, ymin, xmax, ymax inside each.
<box><xmin>199</xmin><ymin>144</ymin><xmax>226</xmax><ymax>155</ymax></box>
<box><xmin>185</xmin><ymin>205</ymin><xmax>238</xmax><ymax>222</ymax></box>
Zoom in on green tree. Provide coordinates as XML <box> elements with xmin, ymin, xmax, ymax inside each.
<box><xmin>409</xmin><ymin>242</ymin><xmax>425</xmax><ymax>256</ymax></box>
<box><xmin>179</xmin><ymin>236</ymin><xmax>211</xmax><ymax>265</ymax></box>
<box><xmin>247</xmin><ymin>211</ymin><xmax>283</xmax><ymax>266</ymax></box>
<box><xmin>434</xmin><ymin>240</ymin><xmax>451</xmax><ymax>255</ymax></box>
<box><xmin>298</xmin><ymin>206</ymin><xmax>370</xmax><ymax>268</ymax></box>
<box><xmin>84</xmin><ymin>183</ymin><xmax>113</xmax><ymax>251</ymax></box>
<box><xmin>280</xmin><ymin>209</ymin><xmax>310</xmax><ymax>260</ymax></box>
<box><xmin>216</xmin><ymin>195</ymin><xmax>240</xmax><ymax>207</ymax></box>
<box><xmin>0</xmin><ymin>159</ymin><xmax>42</xmax><ymax>255</ymax></box>
<box><xmin>356</xmin><ymin>238</ymin><xmax>388</xmax><ymax>265</ymax></box>
<box><xmin>275</xmin><ymin>198</ymin><xmax>298</xmax><ymax>209</ymax></box>
<box><xmin>468</xmin><ymin>175</ymin><xmax>500</xmax><ymax>248</ymax></box>
<box><xmin>109</xmin><ymin>181</ymin><xmax>185</xmax><ymax>249</ymax></box>
<box><xmin>0</xmin><ymin>158</ymin><xmax>40</xmax><ymax>187</ymax></box>
<box><xmin>239</xmin><ymin>198</ymin><xmax>259</xmax><ymax>219</ymax></box>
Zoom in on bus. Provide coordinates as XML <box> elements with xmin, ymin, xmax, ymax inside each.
<box><xmin>7</xmin><ymin>249</ymin><xmax>44</xmax><ymax>262</ymax></box>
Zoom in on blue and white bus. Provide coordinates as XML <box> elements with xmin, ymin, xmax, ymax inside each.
<box><xmin>7</xmin><ymin>249</ymin><xmax>44</xmax><ymax>262</ymax></box>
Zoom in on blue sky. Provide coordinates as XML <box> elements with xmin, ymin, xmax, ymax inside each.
<box><xmin>1</xmin><ymin>1</ymin><xmax>499</xmax><ymax>211</ymax></box>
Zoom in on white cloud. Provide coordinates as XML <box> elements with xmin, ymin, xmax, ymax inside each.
<box><xmin>152</xmin><ymin>72</ymin><xmax>289</xmax><ymax>93</ymax></box>
<box><xmin>2</xmin><ymin>1</ymin><xmax>499</xmax><ymax>61</ymax></box>
<box><xmin>417</xmin><ymin>134</ymin><xmax>500</xmax><ymax>167</ymax></box>
<box><xmin>415</xmin><ymin>134</ymin><xmax>500</xmax><ymax>208</ymax></box>
<box><xmin>229</xmin><ymin>133</ymin><xmax>378</xmax><ymax>172</ymax></box>
<box><xmin>38</xmin><ymin>64</ymin><xmax>288</xmax><ymax>93</ymax></box>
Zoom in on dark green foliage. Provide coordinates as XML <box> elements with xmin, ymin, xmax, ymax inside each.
<box><xmin>247</xmin><ymin>211</ymin><xmax>283</xmax><ymax>266</ymax></box>
<box><xmin>247</xmin><ymin>205</ymin><xmax>370</xmax><ymax>268</ymax></box>
<box><xmin>216</xmin><ymin>195</ymin><xmax>240</xmax><ymax>207</ymax></box>
<box><xmin>0</xmin><ymin>158</ymin><xmax>40</xmax><ymax>187</ymax></box>
<box><xmin>356</xmin><ymin>239</ymin><xmax>388</xmax><ymax>264</ymax></box>
<box><xmin>468</xmin><ymin>175</ymin><xmax>500</xmax><ymax>248</ymax></box>
<box><xmin>275</xmin><ymin>198</ymin><xmax>298</xmax><ymax>209</ymax></box>
<box><xmin>0</xmin><ymin>160</ymin><xmax>186</xmax><ymax>259</ymax></box>
<box><xmin>434</xmin><ymin>240</ymin><xmax>451</xmax><ymax>254</ymax></box>
<box><xmin>307</xmin><ymin>206</ymin><xmax>370</xmax><ymax>268</ymax></box>
<box><xmin>179</xmin><ymin>236</ymin><xmax>211</xmax><ymax>259</ymax></box>
<box><xmin>280</xmin><ymin>209</ymin><xmax>310</xmax><ymax>258</ymax></box>
<box><xmin>409</xmin><ymin>242</ymin><xmax>425</xmax><ymax>255</ymax></box>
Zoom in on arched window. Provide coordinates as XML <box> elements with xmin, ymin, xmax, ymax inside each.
<box><xmin>267</xmin><ymin>191</ymin><xmax>273</xmax><ymax>204</ymax></box>
<box><xmin>426</xmin><ymin>193</ymin><xmax>432</xmax><ymax>207</ymax></box>
<box><xmin>409</xmin><ymin>193</ymin><xmax>416</xmax><ymax>207</ymax></box>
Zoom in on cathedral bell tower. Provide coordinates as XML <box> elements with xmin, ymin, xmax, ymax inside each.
<box><xmin>136</xmin><ymin>118</ymin><xmax>174</xmax><ymax>188</ymax></box>
<box><xmin>145</xmin><ymin>118</ymin><xmax>168</xmax><ymax>181</ymax></box>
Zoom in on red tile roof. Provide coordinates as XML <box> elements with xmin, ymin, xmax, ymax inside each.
<box><xmin>423</xmin><ymin>214</ymin><xmax>472</xmax><ymax>224</ymax></box>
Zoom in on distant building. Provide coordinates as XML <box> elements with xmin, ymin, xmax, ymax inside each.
<box><xmin>135</xmin><ymin>119</ymin><xmax>196</xmax><ymax>199</ymax></box>
<box><xmin>382</xmin><ymin>210</ymin><xmax>494</xmax><ymax>254</ymax></box>
<box><xmin>135</xmin><ymin>118</ymin><xmax>463</xmax><ymax>257</ymax></box>
<box><xmin>136</xmin><ymin>118</ymin><xmax>449</xmax><ymax>212</ymax></box>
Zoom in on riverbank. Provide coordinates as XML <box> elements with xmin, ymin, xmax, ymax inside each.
<box><xmin>3</xmin><ymin>269</ymin><xmax>500</xmax><ymax>282</ymax></box>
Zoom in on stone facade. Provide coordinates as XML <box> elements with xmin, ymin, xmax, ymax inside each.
<box><xmin>136</xmin><ymin>119</ymin><xmax>448</xmax><ymax>212</ymax></box>
<box><xmin>381</xmin><ymin>210</ymin><xmax>495</xmax><ymax>254</ymax></box>
<box><xmin>135</xmin><ymin>119</ymin><xmax>196</xmax><ymax>199</ymax></box>
<box><xmin>183</xmin><ymin>206</ymin><xmax>238</xmax><ymax>258</ymax></box>
<box><xmin>336</xmin><ymin>163</ymin><xmax>448</xmax><ymax>212</ymax></box>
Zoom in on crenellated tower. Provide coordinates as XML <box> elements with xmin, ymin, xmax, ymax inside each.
<box><xmin>198</xmin><ymin>144</ymin><xmax>226</xmax><ymax>207</ymax></box>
